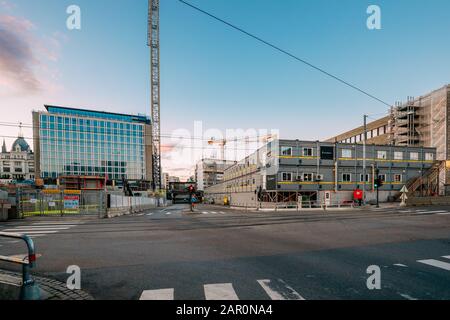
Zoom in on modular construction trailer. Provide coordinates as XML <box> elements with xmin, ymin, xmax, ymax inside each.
<box><xmin>204</xmin><ymin>139</ymin><xmax>437</xmax><ymax>208</ymax></box>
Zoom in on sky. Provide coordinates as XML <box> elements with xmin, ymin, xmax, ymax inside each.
<box><xmin>1</xmin><ymin>0</ymin><xmax>450</xmax><ymax>179</ymax></box>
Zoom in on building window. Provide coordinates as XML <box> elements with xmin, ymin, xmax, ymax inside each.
<box><xmin>367</xmin><ymin>131</ymin><xmax>372</xmax><ymax>139</ymax></box>
<box><xmin>410</xmin><ymin>152</ymin><xmax>419</xmax><ymax>161</ymax></box>
<box><xmin>303</xmin><ymin>148</ymin><xmax>313</xmax><ymax>157</ymax></box>
<box><xmin>342</xmin><ymin>173</ymin><xmax>352</xmax><ymax>182</ymax></box>
<box><xmin>342</xmin><ymin>149</ymin><xmax>352</xmax><ymax>158</ymax></box>
<box><xmin>303</xmin><ymin>173</ymin><xmax>314</xmax><ymax>182</ymax></box>
<box><xmin>360</xmin><ymin>174</ymin><xmax>370</xmax><ymax>182</ymax></box>
<box><xmin>425</xmin><ymin>153</ymin><xmax>434</xmax><ymax>161</ymax></box>
<box><xmin>378</xmin><ymin>174</ymin><xmax>386</xmax><ymax>182</ymax></box>
<box><xmin>356</xmin><ymin>135</ymin><xmax>361</xmax><ymax>143</ymax></box>
<box><xmin>394</xmin><ymin>152</ymin><xmax>403</xmax><ymax>160</ymax></box>
<box><xmin>377</xmin><ymin>151</ymin><xmax>387</xmax><ymax>160</ymax></box>
<box><xmin>394</xmin><ymin>174</ymin><xmax>402</xmax><ymax>183</ymax></box>
<box><xmin>379</xmin><ymin>126</ymin><xmax>385</xmax><ymax>135</ymax></box>
<box><xmin>281</xmin><ymin>172</ymin><xmax>292</xmax><ymax>182</ymax></box>
<box><xmin>372</xmin><ymin>129</ymin><xmax>378</xmax><ymax>138</ymax></box>
<box><xmin>281</xmin><ymin>147</ymin><xmax>292</xmax><ymax>156</ymax></box>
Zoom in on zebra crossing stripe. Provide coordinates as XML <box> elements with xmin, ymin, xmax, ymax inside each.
<box><xmin>140</xmin><ymin>288</ymin><xmax>174</xmax><ymax>300</ymax></box>
<box><xmin>1</xmin><ymin>230</ymin><xmax>59</xmax><ymax>235</ymax></box>
<box><xmin>257</xmin><ymin>279</ymin><xmax>305</xmax><ymax>300</ymax></box>
<box><xmin>417</xmin><ymin>259</ymin><xmax>450</xmax><ymax>271</ymax></box>
<box><xmin>204</xmin><ymin>283</ymin><xmax>239</xmax><ymax>300</ymax></box>
<box><xmin>202</xmin><ymin>212</ymin><xmax>209</xmax><ymax>215</ymax></box>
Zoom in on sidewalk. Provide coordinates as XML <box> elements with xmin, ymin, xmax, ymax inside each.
<box><xmin>0</xmin><ymin>269</ymin><xmax>93</xmax><ymax>300</ymax></box>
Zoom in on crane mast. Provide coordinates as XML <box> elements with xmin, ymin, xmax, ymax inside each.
<box><xmin>148</xmin><ymin>0</ymin><xmax>161</xmax><ymax>190</ymax></box>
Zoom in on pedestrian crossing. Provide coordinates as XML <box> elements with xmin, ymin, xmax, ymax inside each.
<box><xmin>145</xmin><ymin>210</ymin><xmax>229</xmax><ymax>217</ymax></box>
<box><xmin>0</xmin><ymin>221</ymin><xmax>83</xmax><ymax>244</ymax></box>
<box><xmin>374</xmin><ymin>208</ymin><xmax>450</xmax><ymax>216</ymax></box>
<box><xmin>139</xmin><ymin>279</ymin><xmax>305</xmax><ymax>301</ymax></box>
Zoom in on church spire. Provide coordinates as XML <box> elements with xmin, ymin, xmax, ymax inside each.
<box><xmin>1</xmin><ymin>139</ymin><xmax>6</xmax><ymax>153</ymax></box>
<box><xmin>18</xmin><ymin>122</ymin><xmax>24</xmax><ymax>138</ymax></box>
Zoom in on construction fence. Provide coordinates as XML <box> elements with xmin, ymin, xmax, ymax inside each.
<box><xmin>14</xmin><ymin>189</ymin><xmax>167</xmax><ymax>218</ymax></box>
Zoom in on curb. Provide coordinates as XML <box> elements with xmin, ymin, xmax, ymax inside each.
<box><xmin>0</xmin><ymin>269</ymin><xmax>94</xmax><ymax>300</ymax></box>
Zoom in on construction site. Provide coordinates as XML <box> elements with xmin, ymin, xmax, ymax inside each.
<box><xmin>327</xmin><ymin>84</ymin><xmax>450</xmax><ymax>199</ymax></box>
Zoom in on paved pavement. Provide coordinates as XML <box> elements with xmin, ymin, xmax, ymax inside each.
<box><xmin>0</xmin><ymin>204</ymin><xmax>449</xmax><ymax>300</ymax></box>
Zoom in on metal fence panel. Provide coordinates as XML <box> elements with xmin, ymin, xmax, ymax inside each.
<box><xmin>18</xmin><ymin>190</ymin><xmax>105</xmax><ymax>217</ymax></box>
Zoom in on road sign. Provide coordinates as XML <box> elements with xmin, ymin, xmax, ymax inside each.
<box><xmin>400</xmin><ymin>185</ymin><xmax>409</xmax><ymax>207</ymax></box>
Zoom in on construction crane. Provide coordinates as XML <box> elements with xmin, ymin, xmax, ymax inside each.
<box><xmin>148</xmin><ymin>0</ymin><xmax>161</xmax><ymax>191</ymax></box>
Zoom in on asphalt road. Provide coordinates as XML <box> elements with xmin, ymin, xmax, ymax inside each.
<box><xmin>1</xmin><ymin>204</ymin><xmax>449</xmax><ymax>300</ymax></box>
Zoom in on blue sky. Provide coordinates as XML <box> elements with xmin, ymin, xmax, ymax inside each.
<box><xmin>1</xmin><ymin>0</ymin><xmax>450</xmax><ymax>177</ymax></box>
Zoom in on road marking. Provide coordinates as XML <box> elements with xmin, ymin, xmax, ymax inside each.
<box><xmin>257</xmin><ymin>279</ymin><xmax>305</xmax><ymax>300</ymax></box>
<box><xmin>4</xmin><ymin>226</ymin><xmax>72</xmax><ymax>230</ymax></box>
<box><xmin>202</xmin><ymin>212</ymin><xmax>209</xmax><ymax>215</ymax></box>
<box><xmin>437</xmin><ymin>212</ymin><xmax>450</xmax><ymax>215</ymax></box>
<box><xmin>146</xmin><ymin>213</ymin><xmax>154</xmax><ymax>216</ymax></box>
<box><xmin>394</xmin><ymin>264</ymin><xmax>408</xmax><ymax>268</ymax></box>
<box><xmin>32</xmin><ymin>222</ymin><xmax>82</xmax><ymax>225</ymax></box>
<box><xmin>210</xmin><ymin>211</ymin><xmax>217</xmax><ymax>214</ymax></box>
<box><xmin>399</xmin><ymin>293</ymin><xmax>418</xmax><ymax>300</ymax></box>
<box><xmin>139</xmin><ymin>288</ymin><xmax>174</xmax><ymax>300</ymax></box>
<box><xmin>419</xmin><ymin>210</ymin><xmax>448</xmax><ymax>214</ymax></box>
<box><xmin>165</xmin><ymin>212</ymin><xmax>172</xmax><ymax>215</ymax></box>
<box><xmin>204</xmin><ymin>283</ymin><xmax>239</xmax><ymax>300</ymax></box>
<box><xmin>417</xmin><ymin>259</ymin><xmax>450</xmax><ymax>271</ymax></box>
<box><xmin>442</xmin><ymin>256</ymin><xmax>450</xmax><ymax>260</ymax></box>
<box><xmin>1</xmin><ymin>231</ymin><xmax>59</xmax><ymax>235</ymax></box>
<box><xmin>219</xmin><ymin>212</ymin><xmax>226</xmax><ymax>214</ymax></box>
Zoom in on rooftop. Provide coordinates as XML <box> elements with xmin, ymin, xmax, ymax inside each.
<box><xmin>43</xmin><ymin>105</ymin><xmax>151</xmax><ymax>125</ymax></box>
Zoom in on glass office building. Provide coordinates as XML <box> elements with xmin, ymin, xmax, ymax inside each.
<box><xmin>32</xmin><ymin>106</ymin><xmax>152</xmax><ymax>182</ymax></box>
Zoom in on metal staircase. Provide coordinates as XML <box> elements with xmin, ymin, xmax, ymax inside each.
<box><xmin>402</xmin><ymin>161</ymin><xmax>445</xmax><ymax>198</ymax></box>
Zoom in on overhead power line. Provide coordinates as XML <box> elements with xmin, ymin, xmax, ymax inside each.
<box><xmin>178</xmin><ymin>0</ymin><xmax>392</xmax><ymax>107</ymax></box>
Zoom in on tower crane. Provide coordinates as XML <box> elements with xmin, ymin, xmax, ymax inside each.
<box><xmin>148</xmin><ymin>0</ymin><xmax>161</xmax><ymax>191</ymax></box>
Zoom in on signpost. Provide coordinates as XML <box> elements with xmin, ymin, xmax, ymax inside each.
<box><xmin>400</xmin><ymin>185</ymin><xmax>409</xmax><ymax>207</ymax></box>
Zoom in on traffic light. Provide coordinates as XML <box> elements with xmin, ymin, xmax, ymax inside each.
<box><xmin>374</xmin><ymin>177</ymin><xmax>384</xmax><ymax>189</ymax></box>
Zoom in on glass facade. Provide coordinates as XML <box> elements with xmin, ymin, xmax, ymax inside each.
<box><xmin>38</xmin><ymin>106</ymin><xmax>150</xmax><ymax>181</ymax></box>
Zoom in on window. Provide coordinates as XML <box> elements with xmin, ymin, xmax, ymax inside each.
<box><xmin>360</xmin><ymin>174</ymin><xmax>370</xmax><ymax>182</ymax></box>
<box><xmin>281</xmin><ymin>147</ymin><xmax>292</xmax><ymax>156</ymax></box>
<box><xmin>379</xmin><ymin>126</ymin><xmax>385</xmax><ymax>135</ymax></box>
<box><xmin>281</xmin><ymin>172</ymin><xmax>292</xmax><ymax>181</ymax></box>
<box><xmin>303</xmin><ymin>148</ymin><xmax>313</xmax><ymax>157</ymax></box>
<box><xmin>303</xmin><ymin>173</ymin><xmax>314</xmax><ymax>182</ymax></box>
<box><xmin>394</xmin><ymin>174</ymin><xmax>402</xmax><ymax>183</ymax></box>
<box><xmin>410</xmin><ymin>152</ymin><xmax>419</xmax><ymax>161</ymax></box>
<box><xmin>342</xmin><ymin>149</ymin><xmax>352</xmax><ymax>158</ymax></box>
<box><xmin>378</xmin><ymin>174</ymin><xmax>386</xmax><ymax>182</ymax></box>
<box><xmin>425</xmin><ymin>153</ymin><xmax>434</xmax><ymax>161</ymax></box>
<box><xmin>356</xmin><ymin>135</ymin><xmax>361</xmax><ymax>143</ymax></box>
<box><xmin>342</xmin><ymin>173</ymin><xmax>352</xmax><ymax>182</ymax></box>
<box><xmin>394</xmin><ymin>152</ymin><xmax>403</xmax><ymax>160</ymax></box>
<box><xmin>377</xmin><ymin>151</ymin><xmax>387</xmax><ymax>159</ymax></box>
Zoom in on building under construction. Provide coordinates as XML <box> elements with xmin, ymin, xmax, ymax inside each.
<box><xmin>327</xmin><ymin>84</ymin><xmax>450</xmax><ymax>196</ymax></box>
<box><xmin>204</xmin><ymin>139</ymin><xmax>436</xmax><ymax>207</ymax></box>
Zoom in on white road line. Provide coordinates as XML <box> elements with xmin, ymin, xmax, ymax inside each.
<box><xmin>437</xmin><ymin>212</ymin><xmax>450</xmax><ymax>215</ymax></box>
<box><xmin>442</xmin><ymin>256</ymin><xmax>450</xmax><ymax>260</ymax></box>
<box><xmin>394</xmin><ymin>264</ymin><xmax>408</xmax><ymax>268</ymax></box>
<box><xmin>204</xmin><ymin>283</ymin><xmax>239</xmax><ymax>300</ymax></box>
<box><xmin>210</xmin><ymin>211</ymin><xmax>217</xmax><ymax>214</ymax></box>
<box><xmin>202</xmin><ymin>212</ymin><xmax>209</xmax><ymax>215</ymax></box>
<box><xmin>420</xmin><ymin>210</ymin><xmax>448</xmax><ymax>214</ymax></box>
<box><xmin>165</xmin><ymin>212</ymin><xmax>172</xmax><ymax>215</ymax></box>
<box><xmin>32</xmin><ymin>222</ymin><xmax>81</xmax><ymax>225</ymax></box>
<box><xmin>257</xmin><ymin>279</ymin><xmax>305</xmax><ymax>301</ymax></box>
<box><xmin>6</xmin><ymin>226</ymin><xmax>72</xmax><ymax>230</ymax></box>
<box><xmin>417</xmin><ymin>259</ymin><xmax>450</xmax><ymax>271</ymax></box>
<box><xmin>0</xmin><ymin>231</ymin><xmax>59</xmax><ymax>235</ymax></box>
<box><xmin>219</xmin><ymin>212</ymin><xmax>226</xmax><ymax>214</ymax></box>
<box><xmin>146</xmin><ymin>213</ymin><xmax>154</xmax><ymax>216</ymax></box>
<box><xmin>400</xmin><ymin>293</ymin><xmax>418</xmax><ymax>301</ymax></box>
<box><xmin>139</xmin><ymin>288</ymin><xmax>174</xmax><ymax>300</ymax></box>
